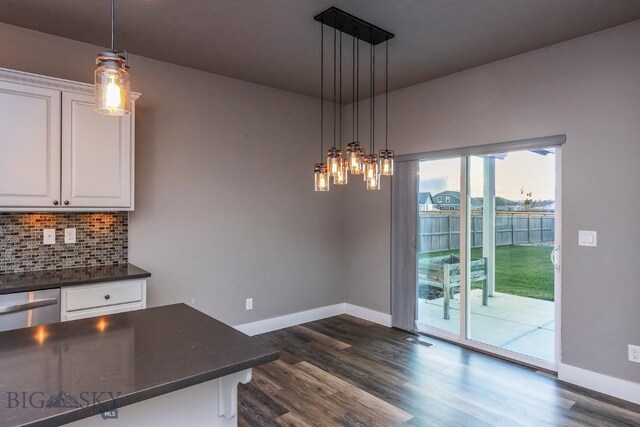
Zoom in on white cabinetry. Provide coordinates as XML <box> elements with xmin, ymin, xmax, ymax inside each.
<box><xmin>0</xmin><ymin>81</ymin><xmax>61</xmax><ymax>207</ymax></box>
<box><xmin>61</xmin><ymin>279</ymin><xmax>147</xmax><ymax>321</ymax></box>
<box><xmin>62</xmin><ymin>92</ymin><xmax>132</xmax><ymax>208</ymax></box>
<box><xmin>0</xmin><ymin>67</ymin><xmax>139</xmax><ymax>211</ymax></box>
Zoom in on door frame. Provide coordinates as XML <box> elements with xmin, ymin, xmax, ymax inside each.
<box><xmin>415</xmin><ymin>145</ymin><xmax>562</xmax><ymax>372</ymax></box>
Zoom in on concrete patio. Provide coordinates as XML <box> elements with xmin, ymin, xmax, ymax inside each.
<box><xmin>417</xmin><ymin>289</ymin><xmax>555</xmax><ymax>362</ymax></box>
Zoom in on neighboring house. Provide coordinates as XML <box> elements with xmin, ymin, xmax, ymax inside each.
<box><xmin>495</xmin><ymin>196</ymin><xmax>523</xmax><ymax>211</ymax></box>
<box><xmin>418</xmin><ymin>192</ymin><xmax>436</xmax><ymax>211</ymax></box>
<box><xmin>431</xmin><ymin>191</ymin><xmax>482</xmax><ymax>210</ymax></box>
<box><xmin>529</xmin><ymin>200</ymin><xmax>555</xmax><ymax>211</ymax></box>
<box><xmin>432</xmin><ymin>190</ymin><xmax>462</xmax><ymax>210</ymax></box>
<box><xmin>431</xmin><ymin>191</ymin><xmax>524</xmax><ymax>211</ymax></box>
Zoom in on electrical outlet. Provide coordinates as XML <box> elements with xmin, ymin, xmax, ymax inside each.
<box><xmin>245</xmin><ymin>298</ymin><xmax>253</xmax><ymax>311</ymax></box>
<box><xmin>43</xmin><ymin>229</ymin><xmax>56</xmax><ymax>245</ymax></box>
<box><xmin>629</xmin><ymin>344</ymin><xmax>640</xmax><ymax>363</ymax></box>
<box><xmin>64</xmin><ymin>228</ymin><xmax>76</xmax><ymax>244</ymax></box>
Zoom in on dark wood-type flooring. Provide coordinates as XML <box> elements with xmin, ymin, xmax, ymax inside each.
<box><xmin>238</xmin><ymin>315</ymin><xmax>640</xmax><ymax>426</ymax></box>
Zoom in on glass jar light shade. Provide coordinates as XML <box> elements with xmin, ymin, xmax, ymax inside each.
<box><xmin>333</xmin><ymin>158</ymin><xmax>349</xmax><ymax>185</ymax></box>
<box><xmin>379</xmin><ymin>149</ymin><xmax>394</xmax><ymax>176</ymax></box>
<box><xmin>327</xmin><ymin>148</ymin><xmax>342</xmax><ymax>178</ymax></box>
<box><xmin>314</xmin><ymin>163</ymin><xmax>330</xmax><ymax>191</ymax></box>
<box><xmin>363</xmin><ymin>154</ymin><xmax>378</xmax><ymax>181</ymax></box>
<box><xmin>347</xmin><ymin>142</ymin><xmax>364</xmax><ymax>175</ymax></box>
<box><xmin>95</xmin><ymin>52</ymin><xmax>131</xmax><ymax>116</ymax></box>
<box><xmin>363</xmin><ymin>155</ymin><xmax>380</xmax><ymax>189</ymax></box>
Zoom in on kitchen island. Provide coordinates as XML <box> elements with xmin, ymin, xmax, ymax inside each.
<box><xmin>0</xmin><ymin>304</ymin><xmax>278</xmax><ymax>426</ymax></box>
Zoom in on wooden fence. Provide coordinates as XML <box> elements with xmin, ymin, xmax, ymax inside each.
<box><xmin>418</xmin><ymin>211</ymin><xmax>555</xmax><ymax>253</ymax></box>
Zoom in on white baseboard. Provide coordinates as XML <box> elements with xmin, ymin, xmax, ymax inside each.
<box><xmin>234</xmin><ymin>303</ymin><xmax>345</xmax><ymax>336</ymax></box>
<box><xmin>558</xmin><ymin>363</ymin><xmax>640</xmax><ymax>405</ymax></box>
<box><xmin>234</xmin><ymin>303</ymin><xmax>391</xmax><ymax>336</ymax></box>
<box><xmin>344</xmin><ymin>303</ymin><xmax>392</xmax><ymax>327</ymax></box>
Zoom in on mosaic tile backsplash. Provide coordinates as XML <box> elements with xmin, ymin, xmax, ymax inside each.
<box><xmin>0</xmin><ymin>213</ymin><xmax>128</xmax><ymax>274</ymax></box>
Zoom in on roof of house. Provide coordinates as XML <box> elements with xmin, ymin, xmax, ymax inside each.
<box><xmin>431</xmin><ymin>191</ymin><xmax>519</xmax><ymax>207</ymax></box>
<box><xmin>418</xmin><ymin>192</ymin><xmax>433</xmax><ymax>204</ymax></box>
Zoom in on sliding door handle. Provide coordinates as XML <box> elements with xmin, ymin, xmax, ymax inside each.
<box><xmin>550</xmin><ymin>247</ymin><xmax>560</xmax><ymax>270</ymax></box>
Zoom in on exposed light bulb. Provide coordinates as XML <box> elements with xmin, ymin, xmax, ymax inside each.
<box><xmin>105</xmin><ymin>75</ymin><xmax>123</xmax><ymax>110</ymax></box>
<box><xmin>327</xmin><ymin>148</ymin><xmax>342</xmax><ymax>178</ymax></box>
<box><xmin>314</xmin><ymin>163</ymin><xmax>330</xmax><ymax>191</ymax></box>
<box><xmin>333</xmin><ymin>158</ymin><xmax>349</xmax><ymax>185</ymax></box>
<box><xmin>379</xmin><ymin>149</ymin><xmax>394</xmax><ymax>176</ymax></box>
<box><xmin>363</xmin><ymin>154</ymin><xmax>380</xmax><ymax>189</ymax></box>
<box><xmin>95</xmin><ymin>52</ymin><xmax>131</xmax><ymax>116</ymax></box>
<box><xmin>347</xmin><ymin>142</ymin><xmax>364</xmax><ymax>175</ymax></box>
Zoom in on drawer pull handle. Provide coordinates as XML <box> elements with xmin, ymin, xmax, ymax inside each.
<box><xmin>104</xmin><ymin>294</ymin><xmax>111</xmax><ymax>300</ymax></box>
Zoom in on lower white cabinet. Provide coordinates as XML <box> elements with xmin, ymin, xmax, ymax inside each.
<box><xmin>61</xmin><ymin>279</ymin><xmax>147</xmax><ymax>321</ymax></box>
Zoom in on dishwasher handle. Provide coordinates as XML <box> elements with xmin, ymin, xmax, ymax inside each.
<box><xmin>0</xmin><ymin>298</ymin><xmax>59</xmax><ymax>315</ymax></box>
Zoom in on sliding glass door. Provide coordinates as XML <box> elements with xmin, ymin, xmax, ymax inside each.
<box><xmin>415</xmin><ymin>147</ymin><xmax>559</xmax><ymax>368</ymax></box>
<box><xmin>416</xmin><ymin>158</ymin><xmax>461</xmax><ymax>336</ymax></box>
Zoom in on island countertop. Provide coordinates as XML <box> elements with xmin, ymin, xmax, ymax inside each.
<box><xmin>0</xmin><ymin>304</ymin><xmax>279</xmax><ymax>427</ymax></box>
<box><xmin>0</xmin><ymin>263</ymin><xmax>151</xmax><ymax>295</ymax></box>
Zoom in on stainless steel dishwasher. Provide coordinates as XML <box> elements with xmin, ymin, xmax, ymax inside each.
<box><xmin>0</xmin><ymin>289</ymin><xmax>61</xmax><ymax>332</ymax></box>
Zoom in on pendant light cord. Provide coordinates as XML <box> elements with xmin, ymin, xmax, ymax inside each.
<box><xmin>333</xmin><ymin>16</ymin><xmax>337</xmax><ymax>150</ymax></box>
<box><xmin>320</xmin><ymin>23</ymin><xmax>324</xmax><ymax>161</ymax></box>
<box><xmin>351</xmin><ymin>30</ymin><xmax>355</xmax><ymax>142</ymax></box>
<box><xmin>339</xmin><ymin>30</ymin><xmax>343</xmax><ymax>152</ymax></box>
<box><xmin>110</xmin><ymin>0</ymin><xmax>115</xmax><ymax>52</ymax></box>
<box><xmin>385</xmin><ymin>40</ymin><xmax>389</xmax><ymax>151</ymax></box>
<box><xmin>370</xmin><ymin>34</ymin><xmax>375</xmax><ymax>154</ymax></box>
<box><xmin>356</xmin><ymin>36</ymin><xmax>360</xmax><ymax>143</ymax></box>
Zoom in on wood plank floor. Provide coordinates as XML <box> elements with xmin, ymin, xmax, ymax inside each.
<box><xmin>238</xmin><ymin>315</ymin><xmax>640</xmax><ymax>426</ymax></box>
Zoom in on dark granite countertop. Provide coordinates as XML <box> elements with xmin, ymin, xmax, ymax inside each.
<box><xmin>0</xmin><ymin>264</ymin><xmax>151</xmax><ymax>295</ymax></box>
<box><xmin>0</xmin><ymin>303</ymin><xmax>279</xmax><ymax>427</ymax></box>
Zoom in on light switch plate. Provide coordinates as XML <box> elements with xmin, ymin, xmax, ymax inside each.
<box><xmin>246</xmin><ymin>298</ymin><xmax>253</xmax><ymax>311</ymax></box>
<box><xmin>43</xmin><ymin>229</ymin><xmax>56</xmax><ymax>245</ymax></box>
<box><xmin>64</xmin><ymin>228</ymin><xmax>76</xmax><ymax>244</ymax></box>
<box><xmin>578</xmin><ymin>230</ymin><xmax>597</xmax><ymax>247</ymax></box>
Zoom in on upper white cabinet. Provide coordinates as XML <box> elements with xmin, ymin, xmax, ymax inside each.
<box><xmin>62</xmin><ymin>92</ymin><xmax>132</xmax><ymax>208</ymax></box>
<box><xmin>0</xmin><ymin>81</ymin><xmax>61</xmax><ymax>207</ymax></box>
<box><xmin>0</xmin><ymin>68</ymin><xmax>139</xmax><ymax>211</ymax></box>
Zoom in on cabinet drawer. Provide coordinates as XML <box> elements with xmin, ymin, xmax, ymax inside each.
<box><xmin>64</xmin><ymin>280</ymin><xmax>144</xmax><ymax>312</ymax></box>
<box><xmin>64</xmin><ymin>302</ymin><xmax>144</xmax><ymax>321</ymax></box>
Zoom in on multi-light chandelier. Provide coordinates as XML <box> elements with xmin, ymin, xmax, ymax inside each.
<box><xmin>314</xmin><ymin>7</ymin><xmax>395</xmax><ymax>192</ymax></box>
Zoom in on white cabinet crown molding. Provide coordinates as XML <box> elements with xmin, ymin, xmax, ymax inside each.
<box><xmin>0</xmin><ymin>67</ymin><xmax>141</xmax><ymax>99</ymax></box>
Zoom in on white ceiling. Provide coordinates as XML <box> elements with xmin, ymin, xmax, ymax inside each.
<box><xmin>1</xmin><ymin>0</ymin><xmax>639</xmax><ymax>102</ymax></box>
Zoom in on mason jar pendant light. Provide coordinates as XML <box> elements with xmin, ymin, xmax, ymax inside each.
<box><xmin>364</xmin><ymin>34</ymin><xmax>380</xmax><ymax>190</ymax></box>
<box><xmin>379</xmin><ymin>40</ymin><xmax>394</xmax><ymax>177</ymax></box>
<box><xmin>313</xmin><ymin>7</ymin><xmax>394</xmax><ymax>193</ymax></box>
<box><xmin>333</xmin><ymin>30</ymin><xmax>349</xmax><ymax>186</ymax></box>
<box><xmin>347</xmin><ymin>34</ymin><xmax>364</xmax><ymax>175</ymax></box>
<box><xmin>327</xmin><ymin>19</ymin><xmax>345</xmax><ymax>180</ymax></box>
<box><xmin>315</xmin><ymin>21</ymin><xmax>330</xmax><ymax>191</ymax></box>
<box><xmin>95</xmin><ymin>0</ymin><xmax>131</xmax><ymax>116</ymax></box>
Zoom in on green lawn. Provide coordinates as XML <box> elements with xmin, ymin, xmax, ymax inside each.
<box><xmin>420</xmin><ymin>245</ymin><xmax>555</xmax><ymax>301</ymax></box>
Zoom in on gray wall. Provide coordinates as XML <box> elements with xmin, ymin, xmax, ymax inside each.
<box><xmin>342</xmin><ymin>21</ymin><xmax>640</xmax><ymax>382</ymax></box>
<box><xmin>0</xmin><ymin>23</ymin><xmax>345</xmax><ymax>326</ymax></box>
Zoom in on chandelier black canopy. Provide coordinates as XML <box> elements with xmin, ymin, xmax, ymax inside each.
<box><xmin>314</xmin><ymin>7</ymin><xmax>395</xmax><ymax>192</ymax></box>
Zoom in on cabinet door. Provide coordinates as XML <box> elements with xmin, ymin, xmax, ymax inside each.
<box><xmin>0</xmin><ymin>81</ymin><xmax>61</xmax><ymax>207</ymax></box>
<box><xmin>61</xmin><ymin>92</ymin><xmax>132</xmax><ymax>208</ymax></box>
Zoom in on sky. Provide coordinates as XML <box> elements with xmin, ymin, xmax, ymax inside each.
<box><xmin>419</xmin><ymin>149</ymin><xmax>556</xmax><ymax>201</ymax></box>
